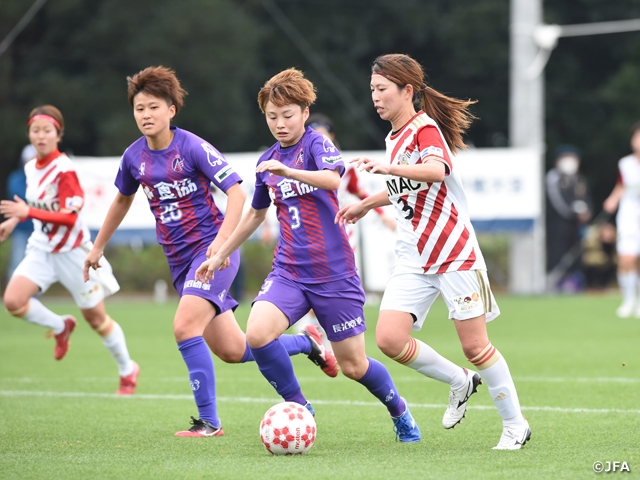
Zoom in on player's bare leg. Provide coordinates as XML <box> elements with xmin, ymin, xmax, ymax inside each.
<box><xmin>4</xmin><ymin>275</ymin><xmax>75</xmax><ymax>360</ymax></box>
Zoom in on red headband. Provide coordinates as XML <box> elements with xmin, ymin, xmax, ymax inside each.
<box><xmin>28</xmin><ymin>114</ymin><xmax>62</xmax><ymax>131</ymax></box>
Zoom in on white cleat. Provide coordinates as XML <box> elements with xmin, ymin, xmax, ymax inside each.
<box><xmin>493</xmin><ymin>420</ymin><xmax>532</xmax><ymax>450</ymax></box>
<box><xmin>616</xmin><ymin>302</ymin><xmax>635</xmax><ymax>318</ymax></box>
<box><xmin>442</xmin><ymin>368</ymin><xmax>482</xmax><ymax>429</ymax></box>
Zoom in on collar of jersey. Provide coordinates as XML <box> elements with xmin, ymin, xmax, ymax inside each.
<box><xmin>35</xmin><ymin>149</ymin><xmax>62</xmax><ymax>169</ymax></box>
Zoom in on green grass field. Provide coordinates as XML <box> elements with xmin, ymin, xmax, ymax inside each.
<box><xmin>1</xmin><ymin>293</ymin><xmax>638</xmax><ymax>479</ymax></box>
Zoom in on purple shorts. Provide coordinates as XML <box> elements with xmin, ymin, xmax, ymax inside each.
<box><xmin>171</xmin><ymin>249</ymin><xmax>240</xmax><ymax>315</ymax></box>
<box><xmin>253</xmin><ymin>273</ymin><xmax>367</xmax><ymax>342</ymax></box>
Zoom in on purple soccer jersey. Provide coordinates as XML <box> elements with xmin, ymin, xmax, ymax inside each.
<box><xmin>252</xmin><ymin>127</ymin><xmax>356</xmax><ymax>283</ymax></box>
<box><xmin>116</xmin><ymin>126</ymin><xmax>242</xmax><ymax>272</ymax></box>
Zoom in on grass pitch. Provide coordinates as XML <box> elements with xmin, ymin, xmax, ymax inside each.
<box><xmin>0</xmin><ymin>293</ymin><xmax>638</xmax><ymax>479</ymax></box>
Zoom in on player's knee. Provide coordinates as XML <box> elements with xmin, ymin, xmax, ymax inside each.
<box><xmin>376</xmin><ymin>332</ymin><xmax>404</xmax><ymax>358</ymax></box>
<box><xmin>3</xmin><ymin>295</ymin><xmax>27</xmax><ymax>316</ymax></box>
<box><xmin>212</xmin><ymin>344</ymin><xmax>245</xmax><ymax>363</ymax></box>
<box><xmin>338</xmin><ymin>359</ymin><xmax>366</xmax><ymax>380</ymax></box>
<box><xmin>461</xmin><ymin>341</ymin><xmax>486</xmax><ymax>360</ymax></box>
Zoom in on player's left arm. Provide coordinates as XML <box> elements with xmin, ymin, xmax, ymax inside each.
<box><xmin>206</xmin><ymin>183</ymin><xmax>246</xmax><ymax>258</ymax></box>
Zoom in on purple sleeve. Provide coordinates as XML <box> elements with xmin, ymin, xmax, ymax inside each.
<box><xmin>114</xmin><ymin>152</ymin><xmax>139</xmax><ymax>196</ymax></box>
<box><xmin>251</xmin><ymin>173</ymin><xmax>271</xmax><ymax>210</ymax></box>
<box><xmin>192</xmin><ymin>141</ymin><xmax>243</xmax><ymax>192</ymax></box>
<box><xmin>310</xmin><ymin>135</ymin><xmax>345</xmax><ymax>176</ymax></box>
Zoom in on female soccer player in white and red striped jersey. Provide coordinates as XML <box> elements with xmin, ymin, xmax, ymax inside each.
<box><xmin>603</xmin><ymin>121</ymin><xmax>640</xmax><ymax>318</ymax></box>
<box><xmin>336</xmin><ymin>53</ymin><xmax>530</xmax><ymax>450</ymax></box>
<box><xmin>0</xmin><ymin>105</ymin><xmax>139</xmax><ymax>395</ymax></box>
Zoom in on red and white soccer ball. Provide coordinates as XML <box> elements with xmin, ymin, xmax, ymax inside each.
<box><xmin>259</xmin><ymin>402</ymin><xmax>316</xmax><ymax>455</ymax></box>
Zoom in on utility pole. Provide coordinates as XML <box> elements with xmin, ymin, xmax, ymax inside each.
<box><xmin>509</xmin><ymin>0</ymin><xmax>546</xmax><ymax>294</ymax></box>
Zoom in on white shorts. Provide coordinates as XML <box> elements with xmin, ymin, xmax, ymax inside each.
<box><xmin>617</xmin><ymin>232</ymin><xmax>640</xmax><ymax>256</ymax></box>
<box><xmin>13</xmin><ymin>242</ymin><xmax>120</xmax><ymax>309</ymax></box>
<box><xmin>379</xmin><ymin>270</ymin><xmax>500</xmax><ymax>330</ymax></box>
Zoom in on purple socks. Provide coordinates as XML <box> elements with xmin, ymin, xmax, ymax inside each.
<box><xmin>356</xmin><ymin>357</ymin><xmax>405</xmax><ymax>417</ymax></box>
<box><xmin>240</xmin><ymin>334</ymin><xmax>311</xmax><ymax>363</ymax></box>
<box><xmin>178</xmin><ymin>336</ymin><xmax>219</xmax><ymax>427</ymax></box>
<box><xmin>250</xmin><ymin>339</ymin><xmax>307</xmax><ymax>405</ymax></box>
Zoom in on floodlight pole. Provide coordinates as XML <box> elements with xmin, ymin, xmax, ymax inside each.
<box><xmin>509</xmin><ymin>0</ymin><xmax>546</xmax><ymax>294</ymax></box>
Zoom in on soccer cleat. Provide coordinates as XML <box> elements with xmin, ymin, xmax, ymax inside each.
<box><xmin>174</xmin><ymin>416</ymin><xmax>224</xmax><ymax>437</ymax></box>
<box><xmin>117</xmin><ymin>361</ymin><xmax>140</xmax><ymax>395</ymax></box>
<box><xmin>304</xmin><ymin>402</ymin><xmax>316</xmax><ymax>417</ymax></box>
<box><xmin>302</xmin><ymin>324</ymin><xmax>339</xmax><ymax>378</ymax></box>
<box><xmin>492</xmin><ymin>419</ymin><xmax>531</xmax><ymax>450</ymax></box>
<box><xmin>616</xmin><ymin>301</ymin><xmax>634</xmax><ymax>318</ymax></box>
<box><xmin>53</xmin><ymin>316</ymin><xmax>77</xmax><ymax>360</ymax></box>
<box><xmin>442</xmin><ymin>368</ymin><xmax>482</xmax><ymax>429</ymax></box>
<box><xmin>392</xmin><ymin>399</ymin><xmax>421</xmax><ymax>442</ymax></box>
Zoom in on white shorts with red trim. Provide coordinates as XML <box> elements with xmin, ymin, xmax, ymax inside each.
<box><xmin>379</xmin><ymin>270</ymin><xmax>500</xmax><ymax>330</ymax></box>
<box><xmin>13</xmin><ymin>242</ymin><xmax>120</xmax><ymax>309</ymax></box>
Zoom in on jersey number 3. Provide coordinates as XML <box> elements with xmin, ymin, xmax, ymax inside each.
<box><xmin>396</xmin><ymin>197</ymin><xmax>414</xmax><ymax>220</ymax></box>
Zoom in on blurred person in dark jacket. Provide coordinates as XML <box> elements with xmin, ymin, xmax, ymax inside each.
<box><xmin>545</xmin><ymin>145</ymin><xmax>593</xmax><ymax>291</ymax></box>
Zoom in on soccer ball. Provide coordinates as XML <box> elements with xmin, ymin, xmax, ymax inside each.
<box><xmin>259</xmin><ymin>402</ymin><xmax>316</xmax><ymax>455</ymax></box>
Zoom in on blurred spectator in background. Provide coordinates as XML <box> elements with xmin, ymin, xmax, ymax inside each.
<box><xmin>603</xmin><ymin>121</ymin><xmax>640</xmax><ymax>318</ymax></box>
<box><xmin>546</xmin><ymin>145</ymin><xmax>593</xmax><ymax>291</ymax></box>
<box><xmin>581</xmin><ymin>219</ymin><xmax>617</xmax><ymax>291</ymax></box>
<box><xmin>4</xmin><ymin>145</ymin><xmax>36</xmax><ymax>283</ymax></box>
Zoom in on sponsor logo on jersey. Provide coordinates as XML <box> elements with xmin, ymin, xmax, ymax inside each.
<box><xmin>184</xmin><ymin>279</ymin><xmax>212</xmax><ymax>291</ymax></box>
<box><xmin>332</xmin><ymin>316</ymin><xmax>364</xmax><ymax>333</ymax></box>
<box><xmin>201</xmin><ymin>142</ymin><xmax>224</xmax><ymax>167</ymax></box>
<box><xmin>154</xmin><ymin>179</ymin><xmax>197</xmax><ymax>201</ymax></box>
<box><xmin>64</xmin><ymin>196</ymin><xmax>84</xmax><ymax>211</ymax></box>
<box><xmin>139</xmin><ymin>162</ymin><xmax>145</xmax><ymax>176</ymax></box>
<box><xmin>295</xmin><ymin>150</ymin><xmax>304</xmax><ymax>166</ymax></box>
<box><xmin>322</xmin><ymin>155</ymin><xmax>342</xmax><ymax>165</ymax></box>
<box><xmin>422</xmin><ymin>145</ymin><xmax>444</xmax><ymax>158</ymax></box>
<box><xmin>277</xmin><ymin>178</ymin><xmax>317</xmax><ymax>200</ymax></box>
<box><xmin>386</xmin><ymin>177</ymin><xmax>424</xmax><ymax>197</ymax></box>
<box><xmin>172</xmin><ymin>156</ymin><xmax>184</xmax><ymax>172</ymax></box>
<box><xmin>214</xmin><ymin>165</ymin><xmax>234</xmax><ymax>183</ymax></box>
<box><xmin>452</xmin><ymin>293</ymin><xmax>481</xmax><ymax>313</ymax></box>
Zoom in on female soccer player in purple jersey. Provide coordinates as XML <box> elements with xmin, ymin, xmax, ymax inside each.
<box><xmin>83</xmin><ymin>66</ymin><xmax>337</xmax><ymax>437</ymax></box>
<box><xmin>196</xmin><ymin>68</ymin><xmax>421</xmax><ymax>442</ymax></box>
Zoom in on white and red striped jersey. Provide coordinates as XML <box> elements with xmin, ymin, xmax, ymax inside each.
<box><xmin>24</xmin><ymin>151</ymin><xmax>89</xmax><ymax>253</ymax></box>
<box><xmin>384</xmin><ymin>111</ymin><xmax>485</xmax><ymax>275</ymax></box>
<box><xmin>616</xmin><ymin>154</ymin><xmax>640</xmax><ymax>235</ymax></box>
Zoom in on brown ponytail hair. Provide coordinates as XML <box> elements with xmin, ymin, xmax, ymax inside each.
<box><xmin>372</xmin><ymin>54</ymin><xmax>476</xmax><ymax>153</ymax></box>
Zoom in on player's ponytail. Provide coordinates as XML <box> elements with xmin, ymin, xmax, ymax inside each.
<box><xmin>372</xmin><ymin>54</ymin><xmax>476</xmax><ymax>154</ymax></box>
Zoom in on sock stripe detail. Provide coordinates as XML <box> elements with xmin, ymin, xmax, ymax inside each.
<box><xmin>468</xmin><ymin>342</ymin><xmax>501</xmax><ymax>370</ymax></box>
<box><xmin>96</xmin><ymin>316</ymin><xmax>114</xmax><ymax>336</ymax></box>
<box><xmin>392</xmin><ymin>337</ymin><xmax>420</xmax><ymax>365</ymax></box>
<box><xmin>8</xmin><ymin>303</ymin><xmax>30</xmax><ymax>317</ymax></box>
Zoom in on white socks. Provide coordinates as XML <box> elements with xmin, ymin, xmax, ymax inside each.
<box><xmin>393</xmin><ymin>337</ymin><xmax>467</xmax><ymax>389</ymax></box>
<box><xmin>101</xmin><ymin>320</ymin><xmax>135</xmax><ymax>377</ymax></box>
<box><xmin>21</xmin><ymin>298</ymin><xmax>66</xmax><ymax>334</ymax></box>
<box><xmin>469</xmin><ymin>343</ymin><xmax>525</xmax><ymax>427</ymax></box>
<box><xmin>618</xmin><ymin>271</ymin><xmax>638</xmax><ymax>305</ymax></box>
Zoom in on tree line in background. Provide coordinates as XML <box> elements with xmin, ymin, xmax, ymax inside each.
<box><xmin>2</xmin><ymin>0</ymin><xmax>640</xmax><ymax>207</ymax></box>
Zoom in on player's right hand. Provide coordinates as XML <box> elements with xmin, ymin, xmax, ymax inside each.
<box><xmin>335</xmin><ymin>202</ymin><xmax>367</xmax><ymax>226</ymax></box>
<box><xmin>83</xmin><ymin>248</ymin><xmax>103</xmax><ymax>282</ymax></box>
<box><xmin>195</xmin><ymin>256</ymin><xmax>223</xmax><ymax>284</ymax></box>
